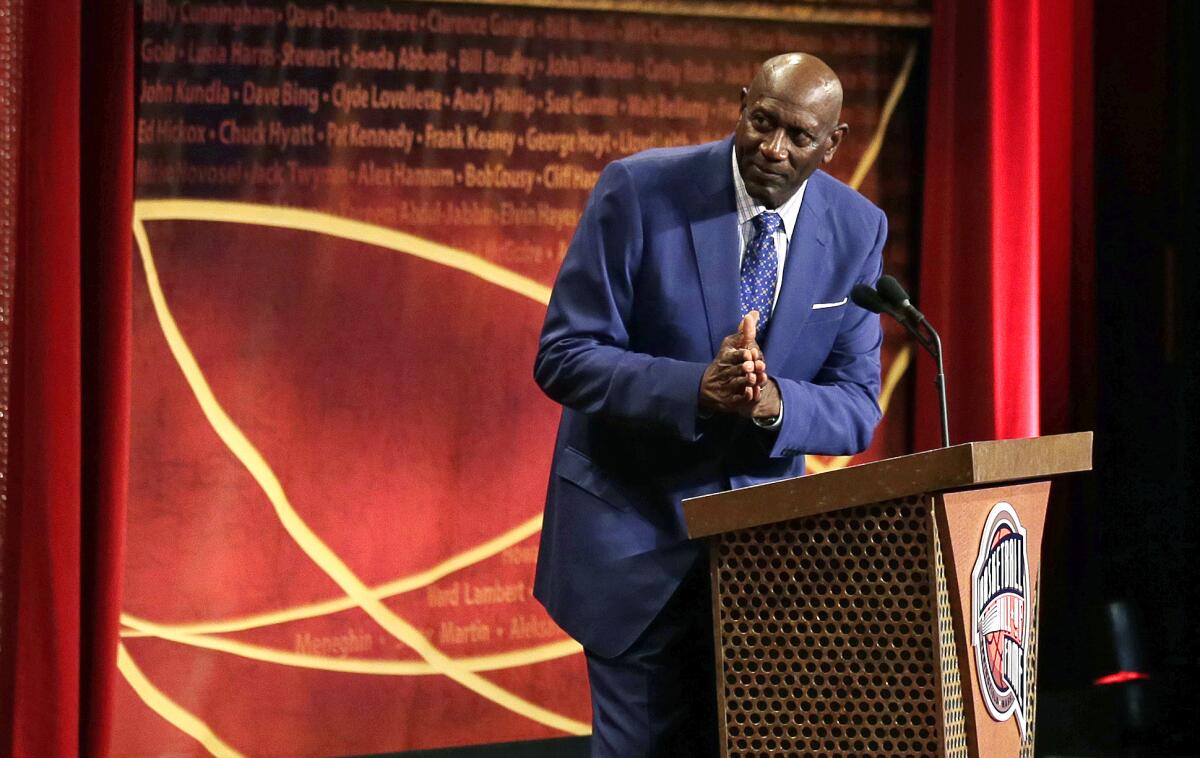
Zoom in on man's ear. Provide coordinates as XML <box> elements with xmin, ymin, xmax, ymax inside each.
<box><xmin>739</xmin><ymin>86</ymin><xmax>749</xmax><ymax>112</ymax></box>
<box><xmin>823</xmin><ymin>123</ymin><xmax>849</xmax><ymax>163</ymax></box>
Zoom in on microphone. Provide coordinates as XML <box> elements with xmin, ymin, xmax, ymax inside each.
<box><xmin>852</xmin><ymin>277</ymin><xmax>950</xmax><ymax>448</ymax></box>
<box><xmin>854</xmin><ymin>280</ymin><xmax>922</xmax><ymax>334</ymax></box>
<box><xmin>876</xmin><ymin>275</ymin><xmax>926</xmax><ymax>324</ymax></box>
<box><xmin>854</xmin><ymin>280</ymin><xmax>927</xmax><ymax>348</ymax></box>
<box><xmin>850</xmin><ymin>283</ymin><xmax>889</xmax><ymax>315</ymax></box>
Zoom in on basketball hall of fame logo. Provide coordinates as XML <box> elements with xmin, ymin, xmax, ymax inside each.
<box><xmin>971</xmin><ymin>501</ymin><xmax>1030</xmax><ymax>739</ymax></box>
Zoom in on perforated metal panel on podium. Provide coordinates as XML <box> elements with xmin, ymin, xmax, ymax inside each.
<box><xmin>683</xmin><ymin>433</ymin><xmax>1091</xmax><ymax>758</ymax></box>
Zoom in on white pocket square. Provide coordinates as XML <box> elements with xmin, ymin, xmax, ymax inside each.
<box><xmin>812</xmin><ymin>297</ymin><xmax>848</xmax><ymax>310</ymax></box>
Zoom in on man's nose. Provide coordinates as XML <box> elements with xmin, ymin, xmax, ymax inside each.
<box><xmin>760</xmin><ymin>129</ymin><xmax>788</xmax><ymax>160</ymax></box>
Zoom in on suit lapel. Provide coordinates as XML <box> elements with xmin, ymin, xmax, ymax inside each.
<box><xmin>764</xmin><ymin>174</ymin><xmax>833</xmax><ymax>368</ymax></box>
<box><xmin>686</xmin><ymin>138</ymin><xmax>741</xmax><ymax>355</ymax></box>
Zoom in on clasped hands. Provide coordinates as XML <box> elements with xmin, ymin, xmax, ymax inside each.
<box><xmin>698</xmin><ymin>310</ymin><xmax>782</xmax><ymax>421</ymax></box>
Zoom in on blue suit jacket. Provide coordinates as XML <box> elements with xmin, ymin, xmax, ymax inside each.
<box><xmin>533</xmin><ymin>137</ymin><xmax>886</xmax><ymax>657</ymax></box>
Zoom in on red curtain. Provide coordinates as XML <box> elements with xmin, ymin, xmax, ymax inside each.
<box><xmin>0</xmin><ymin>1</ymin><xmax>132</xmax><ymax>756</ymax></box>
<box><xmin>80</xmin><ymin>0</ymin><xmax>135</xmax><ymax>753</ymax></box>
<box><xmin>916</xmin><ymin>0</ymin><xmax>1094</xmax><ymax>448</ymax></box>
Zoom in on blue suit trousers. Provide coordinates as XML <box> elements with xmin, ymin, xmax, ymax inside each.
<box><xmin>584</xmin><ymin>554</ymin><xmax>719</xmax><ymax>758</ymax></box>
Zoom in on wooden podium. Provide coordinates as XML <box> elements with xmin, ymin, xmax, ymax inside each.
<box><xmin>682</xmin><ymin>432</ymin><xmax>1092</xmax><ymax>758</ymax></box>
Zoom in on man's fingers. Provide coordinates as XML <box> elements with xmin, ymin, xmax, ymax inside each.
<box><xmin>716</xmin><ymin>363</ymin><xmax>753</xmax><ymax>385</ymax></box>
<box><xmin>720</xmin><ymin>347</ymin><xmax>755</xmax><ymax>366</ymax></box>
<box><xmin>718</xmin><ymin>332</ymin><xmax>745</xmax><ymax>354</ymax></box>
<box><xmin>740</xmin><ymin>310</ymin><xmax>759</xmax><ymax>346</ymax></box>
<box><xmin>703</xmin><ymin>334</ymin><xmax>771</xmax><ymax>412</ymax></box>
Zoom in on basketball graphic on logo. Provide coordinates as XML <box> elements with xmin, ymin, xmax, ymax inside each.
<box><xmin>971</xmin><ymin>502</ymin><xmax>1030</xmax><ymax>739</ymax></box>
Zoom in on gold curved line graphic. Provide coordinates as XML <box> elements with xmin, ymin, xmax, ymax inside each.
<box><xmin>132</xmin><ymin>218</ymin><xmax>589</xmax><ymax>736</ymax></box>
<box><xmin>127</xmin><ymin>200</ymin><xmax>546</xmax><ymax>637</ymax></box>
<box><xmin>119</xmin><ymin>514</ymin><xmax>543</xmax><ymax>638</ymax></box>
<box><xmin>807</xmin><ymin>343</ymin><xmax>913</xmax><ymax>475</ymax></box>
<box><xmin>849</xmin><ymin>43</ymin><xmax>918</xmax><ymax>192</ymax></box>
<box><xmin>117</xmin><ymin>643</ymin><xmax>246</xmax><ymax>758</ymax></box>
<box><xmin>120</xmin><ymin>613</ymin><xmax>581</xmax><ymax>676</ymax></box>
<box><xmin>135</xmin><ymin>199</ymin><xmax>552</xmax><ymax>305</ymax></box>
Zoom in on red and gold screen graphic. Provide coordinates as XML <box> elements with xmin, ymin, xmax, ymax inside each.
<box><xmin>120</xmin><ymin>2</ymin><xmax>926</xmax><ymax>754</ymax></box>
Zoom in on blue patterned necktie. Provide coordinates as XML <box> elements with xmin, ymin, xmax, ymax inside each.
<box><xmin>740</xmin><ymin>211</ymin><xmax>783</xmax><ymax>331</ymax></box>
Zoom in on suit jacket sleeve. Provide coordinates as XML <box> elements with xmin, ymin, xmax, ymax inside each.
<box><xmin>534</xmin><ymin>160</ymin><xmax>708</xmax><ymax>441</ymax></box>
<box><xmin>766</xmin><ymin>209</ymin><xmax>887</xmax><ymax>459</ymax></box>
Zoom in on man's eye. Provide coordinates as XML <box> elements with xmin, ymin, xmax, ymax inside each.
<box><xmin>751</xmin><ymin>114</ymin><xmax>770</xmax><ymax>129</ymax></box>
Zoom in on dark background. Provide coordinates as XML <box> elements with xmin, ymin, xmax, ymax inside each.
<box><xmin>1032</xmin><ymin>0</ymin><xmax>1199</xmax><ymax>755</ymax></box>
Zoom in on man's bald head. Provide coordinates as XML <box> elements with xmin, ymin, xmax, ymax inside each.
<box><xmin>734</xmin><ymin>53</ymin><xmax>849</xmax><ymax>208</ymax></box>
<box><xmin>748</xmin><ymin>53</ymin><xmax>844</xmax><ymax>127</ymax></box>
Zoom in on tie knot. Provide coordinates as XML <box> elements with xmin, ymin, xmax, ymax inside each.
<box><xmin>753</xmin><ymin>211</ymin><xmax>783</xmax><ymax>236</ymax></box>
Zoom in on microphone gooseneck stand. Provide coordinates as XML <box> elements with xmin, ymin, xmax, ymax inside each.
<box><xmin>851</xmin><ymin>278</ymin><xmax>950</xmax><ymax>448</ymax></box>
<box><xmin>918</xmin><ymin>318</ymin><xmax>949</xmax><ymax>449</ymax></box>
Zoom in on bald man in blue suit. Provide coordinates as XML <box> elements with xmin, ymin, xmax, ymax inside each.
<box><xmin>533</xmin><ymin>53</ymin><xmax>887</xmax><ymax>756</ymax></box>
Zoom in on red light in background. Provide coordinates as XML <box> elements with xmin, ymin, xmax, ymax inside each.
<box><xmin>1093</xmin><ymin>671</ymin><xmax>1150</xmax><ymax>686</ymax></box>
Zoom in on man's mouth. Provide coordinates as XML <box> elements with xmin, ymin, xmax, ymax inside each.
<box><xmin>748</xmin><ymin>163</ymin><xmax>787</xmax><ymax>182</ymax></box>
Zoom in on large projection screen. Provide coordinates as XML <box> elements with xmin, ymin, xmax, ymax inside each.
<box><xmin>119</xmin><ymin>1</ymin><xmax>928</xmax><ymax>754</ymax></box>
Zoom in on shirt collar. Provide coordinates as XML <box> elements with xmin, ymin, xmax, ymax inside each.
<box><xmin>731</xmin><ymin>144</ymin><xmax>807</xmax><ymax>237</ymax></box>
